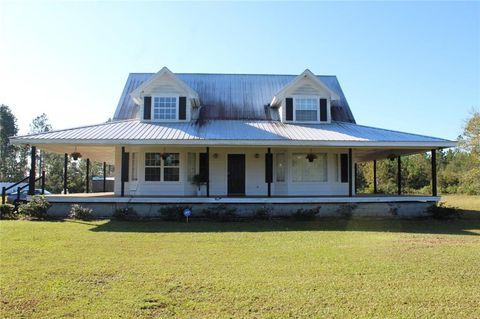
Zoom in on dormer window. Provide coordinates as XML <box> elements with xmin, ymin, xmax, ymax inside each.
<box><xmin>153</xmin><ymin>96</ymin><xmax>177</xmax><ymax>120</ymax></box>
<box><xmin>295</xmin><ymin>97</ymin><xmax>319</xmax><ymax>122</ymax></box>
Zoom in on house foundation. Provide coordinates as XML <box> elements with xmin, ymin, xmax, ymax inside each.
<box><xmin>44</xmin><ymin>195</ymin><xmax>436</xmax><ymax>218</ymax></box>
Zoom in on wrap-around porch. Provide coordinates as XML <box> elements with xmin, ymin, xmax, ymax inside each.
<box><xmin>18</xmin><ymin>143</ymin><xmax>440</xmax><ymax>202</ymax></box>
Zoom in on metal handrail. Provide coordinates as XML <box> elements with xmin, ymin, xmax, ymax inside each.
<box><xmin>1</xmin><ymin>171</ymin><xmax>45</xmax><ymax>204</ymax></box>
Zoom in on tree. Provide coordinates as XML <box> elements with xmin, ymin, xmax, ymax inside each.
<box><xmin>0</xmin><ymin>105</ymin><xmax>27</xmax><ymax>181</ymax></box>
<box><xmin>458</xmin><ymin>110</ymin><xmax>480</xmax><ymax>156</ymax></box>
<box><xmin>456</xmin><ymin>111</ymin><xmax>480</xmax><ymax>194</ymax></box>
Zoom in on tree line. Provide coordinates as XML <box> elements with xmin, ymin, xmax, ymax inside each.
<box><xmin>0</xmin><ymin>105</ymin><xmax>108</xmax><ymax>193</ymax></box>
<box><xmin>1</xmin><ymin>104</ymin><xmax>479</xmax><ymax>195</ymax></box>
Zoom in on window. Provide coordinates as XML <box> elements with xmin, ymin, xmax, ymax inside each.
<box><xmin>144</xmin><ymin>152</ymin><xmax>180</xmax><ymax>182</ymax></box>
<box><xmin>163</xmin><ymin>153</ymin><xmax>180</xmax><ymax>181</ymax></box>
<box><xmin>276</xmin><ymin>153</ymin><xmax>286</xmax><ymax>182</ymax></box>
<box><xmin>295</xmin><ymin>98</ymin><xmax>318</xmax><ymax>122</ymax></box>
<box><xmin>145</xmin><ymin>153</ymin><xmax>162</xmax><ymax>181</ymax></box>
<box><xmin>292</xmin><ymin>153</ymin><xmax>328</xmax><ymax>182</ymax></box>
<box><xmin>131</xmin><ymin>152</ymin><xmax>138</xmax><ymax>181</ymax></box>
<box><xmin>153</xmin><ymin>96</ymin><xmax>177</xmax><ymax>120</ymax></box>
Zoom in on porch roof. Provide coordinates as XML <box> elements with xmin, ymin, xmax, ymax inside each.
<box><xmin>10</xmin><ymin>119</ymin><xmax>455</xmax><ymax>148</ymax></box>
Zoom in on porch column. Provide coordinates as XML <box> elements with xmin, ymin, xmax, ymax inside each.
<box><xmin>373</xmin><ymin>160</ymin><xmax>377</xmax><ymax>194</ymax></box>
<box><xmin>354</xmin><ymin>163</ymin><xmax>358</xmax><ymax>194</ymax></box>
<box><xmin>85</xmin><ymin>158</ymin><xmax>90</xmax><ymax>193</ymax></box>
<box><xmin>397</xmin><ymin>156</ymin><xmax>402</xmax><ymax>195</ymax></box>
<box><xmin>63</xmin><ymin>153</ymin><xmax>68</xmax><ymax>194</ymax></box>
<box><xmin>28</xmin><ymin>146</ymin><xmax>36</xmax><ymax>196</ymax></box>
<box><xmin>431</xmin><ymin>149</ymin><xmax>437</xmax><ymax>196</ymax></box>
<box><xmin>265</xmin><ymin>148</ymin><xmax>273</xmax><ymax>197</ymax></box>
<box><xmin>206</xmin><ymin>147</ymin><xmax>210</xmax><ymax>197</ymax></box>
<box><xmin>103</xmin><ymin>162</ymin><xmax>107</xmax><ymax>192</ymax></box>
<box><xmin>121</xmin><ymin>147</ymin><xmax>126</xmax><ymax>197</ymax></box>
<box><xmin>348</xmin><ymin>148</ymin><xmax>353</xmax><ymax>197</ymax></box>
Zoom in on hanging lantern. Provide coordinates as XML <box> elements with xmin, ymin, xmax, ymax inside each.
<box><xmin>70</xmin><ymin>147</ymin><xmax>82</xmax><ymax>160</ymax></box>
<box><xmin>305</xmin><ymin>149</ymin><xmax>317</xmax><ymax>162</ymax></box>
<box><xmin>306</xmin><ymin>153</ymin><xmax>317</xmax><ymax>162</ymax></box>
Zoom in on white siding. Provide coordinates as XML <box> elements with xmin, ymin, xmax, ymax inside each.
<box><xmin>112</xmin><ymin>146</ymin><xmax>354</xmax><ymax>197</ymax></box>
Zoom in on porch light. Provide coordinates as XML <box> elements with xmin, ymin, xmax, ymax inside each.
<box><xmin>213</xmin><ymin>153</ymin><xmax>219</xmax><ymax>159</ymax></box>
<box><xmin>254</xmin><ymin>153</ymin><xmax>260</xmax><ymax>159</ymax></box>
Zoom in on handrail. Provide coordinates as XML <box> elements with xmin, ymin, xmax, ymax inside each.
<box><xmin>1</xmin><ymin>171</ymin><xmax>45</xmax><ymax>204</ymax></box>
<box><xmin>3</xmin><ymin>177</ymin><xmax>29</xmax><ymax>193</ymax></box>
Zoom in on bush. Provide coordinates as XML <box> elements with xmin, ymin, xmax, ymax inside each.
<box><xmin>428</xmin><ymin>203</ymin><xmax>461</xmax><ymax>220</ymax></box>
<box><xmin>0</xmin><ymin>203</ymin><xmax>16</xmax><ymax>220</ymax></box>
<box><xmin>202</xmin><ymin>204</ymin><xmax>238</xmax><ymax>222</ymax></box>
<box><xmin>17</xmin><ymin>196</ymin><xmax>51</xmax><ymax>220</ymax></box>
<box><xmin>336</xmin><ymin>204</ymin><xmax>356</xmax><ymax>218</ymax></box>
<box><xmin>112</xmin><ymin>207</ymin><xmax>139</xmax><ymax>221</ymax></box>
<box><xmin>159</xmin><ymin>206</ymin><xmax>190</xmax><ymax>221</ymax></box>
<box><xmin>254</xmin><ymin>205</ymin><xmax>273</xmax><ymax>220</ymax></box>
<box><xmin>292</xmin><ymin>207</ymin><xmax>320</xmax><ymax>221</ymax></box>
<box><xmin>69</xmin><ymin>204</ymin><xmax>93</xmax><ymax>220</ymax></box>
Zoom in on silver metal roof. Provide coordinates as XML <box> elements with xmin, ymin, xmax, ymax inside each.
<box><xmin>11</xmin><ymin>119</ymin><xmax>454</xmax><ymax>147</ymax></box>
<box><xmin>113</xmin><ymin>73</ymin><xmax>356</xmax><ymax>123</ymax></box>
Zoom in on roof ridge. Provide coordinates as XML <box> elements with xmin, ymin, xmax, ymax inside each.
<box><xmin>12</xmin><ymin>119</ymin><xmax>139</xmax><ymax>139</ymax></box>
<box><xmin>128</xmin><ymin>72</ymin><xmax>338</xmax><ymax>77</ymax></box>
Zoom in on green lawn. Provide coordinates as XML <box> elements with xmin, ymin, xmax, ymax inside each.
<box><xmin>441</xmin><ymin>194</ymin><xmax>480</xmax><ymax>212</ymax></box>
<box><xmin>1</xmin><ymin>197</ymin><xmax>480</xmax><ymax>318</ymax></box>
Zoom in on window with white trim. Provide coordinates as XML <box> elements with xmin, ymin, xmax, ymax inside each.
<box><xmin>295</xmin><ymin>98</ymin><xmax>318</xmax><ymax>122</ymax></box>
<box><xmin>145</xmin><ymin>153</ymin><xmax>162</xmax><ymax>181</ymax></box>
<box><xmin>163</xmin><ymin>153</ymin><xmax>180</xmax><ymax>181</ymax></box>
<box><xmin>153</xmin><ymin>96</ymin><xmax>177</xmax><ymax>120</ymax></box>
<box><xmin>292</xmin><ymin>153</ymin><xmax>328</xmax><ymax>182</ymax></box>
<box><xmin>144</xmin><ymin>152</ymin><xmax>180</xmax><ymax>182</ymax></box>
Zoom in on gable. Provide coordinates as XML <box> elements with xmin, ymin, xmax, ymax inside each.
<box><xmin>130</xmin><ymin>67</ymin><xmax>199</xmax><ymax>105</ymax></box>
<box><xmin>291</xmin><ymin>79</ymin><xmax>331</xmax><ymax>96</ymax></box>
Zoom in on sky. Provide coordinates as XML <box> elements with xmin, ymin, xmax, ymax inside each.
<box><xmin>0</xmin><ymin>1</ymin><xmax>479</xmax><ymax>140</ymax></box>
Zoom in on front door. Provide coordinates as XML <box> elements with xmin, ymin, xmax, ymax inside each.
<box><xmin>227</xmin><ymin>154</ymin><xmax>245</xmax><ymax>196</ymax></box>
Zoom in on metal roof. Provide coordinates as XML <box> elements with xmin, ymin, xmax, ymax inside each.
<box><xmin>113</xmin><ymin>73</ymin><xmax>356</xmax><ymax>123</ymax></box>
<box><xmin>11</xmin><ymin>119</ymin><xmax>455</xmax><ymax>148</ymax></box>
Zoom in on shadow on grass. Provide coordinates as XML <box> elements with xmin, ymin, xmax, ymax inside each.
<box><xmin>86</xmin><ymin>216</ymin><xmax>480</xmax><ymax>236</ymax></box>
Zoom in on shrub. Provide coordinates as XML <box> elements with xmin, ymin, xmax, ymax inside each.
<box><xmin>428</xmin><ymin>203</ymin><xmax>461</xmax><ymax>220</ymax></box>
<box><xmin>17</xmin><ymin>196</ymin><xmax>51</xmax><ymax>220</ymax></box>
<box><xmin>292</xmin><ymin>207</ymin><xmax>320</xmax><ymax>221</ymax></box>
<box><xmin>202</xmin><ymin>204</ymin><xmax>238</xmax><ymax>222</ymax></box>
<box><xmin>254</xmin><ymin>205</ymin><xmax>273</xmax><ymax>220</ymax></box>
<box><xmin>69</xmin><ymin>204</ymin><xmax>93</xmax><ymax>220</ymax></box>
<box><xmin>159</xmin><ymin>206</ymin><xmax>190</xmax><ymax>221</ymax></box>
<box><xmin>336</xmin><ymin>204</ymin><xmax>357</xmax><ymax>218</ymax></box>
<box><xmin>0</xmin><ymin>203</ymin><xmax>16</xmax><ymax>220</ymax></box>
<box><xmin>112</xmin><ymin>207</ymin><xmax>139</xmax><ymax>221</ymax></box>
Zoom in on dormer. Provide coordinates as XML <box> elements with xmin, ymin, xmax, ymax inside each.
<box><xmin>130</xmin><ymin>67</ymin><xmax>200</xmax><ymax>122</ymax></box>
<box><xmin>270</xmin><ymin>69</ymin><xmax>340</xmax><ymax>123</ymax></box>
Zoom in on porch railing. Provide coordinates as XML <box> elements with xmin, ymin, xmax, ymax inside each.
<box><xmin>1</xmin><ymin>171</ymin><xmax>45</xmax><ymax>204</ymax></box>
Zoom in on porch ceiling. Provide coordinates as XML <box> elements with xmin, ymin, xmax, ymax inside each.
<box><xmin>34</xmin><ymin>144</ymin><xmax>115</xmax><ymax>164</ymax></box>
<box><xmin>353</xmin><ymin>148</ymin><xmax>435</xmax><ymax>162</ymax></box>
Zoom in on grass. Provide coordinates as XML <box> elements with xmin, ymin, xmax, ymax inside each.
<box><xmin>1</xmin><ymin>196</ymin><xmax>480</xmax><ymax>318</ymax></box>
<box><xmin>441</xmin><ymin>194</ymin><xmax>480</xmax><ymax>212</ymax></box>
